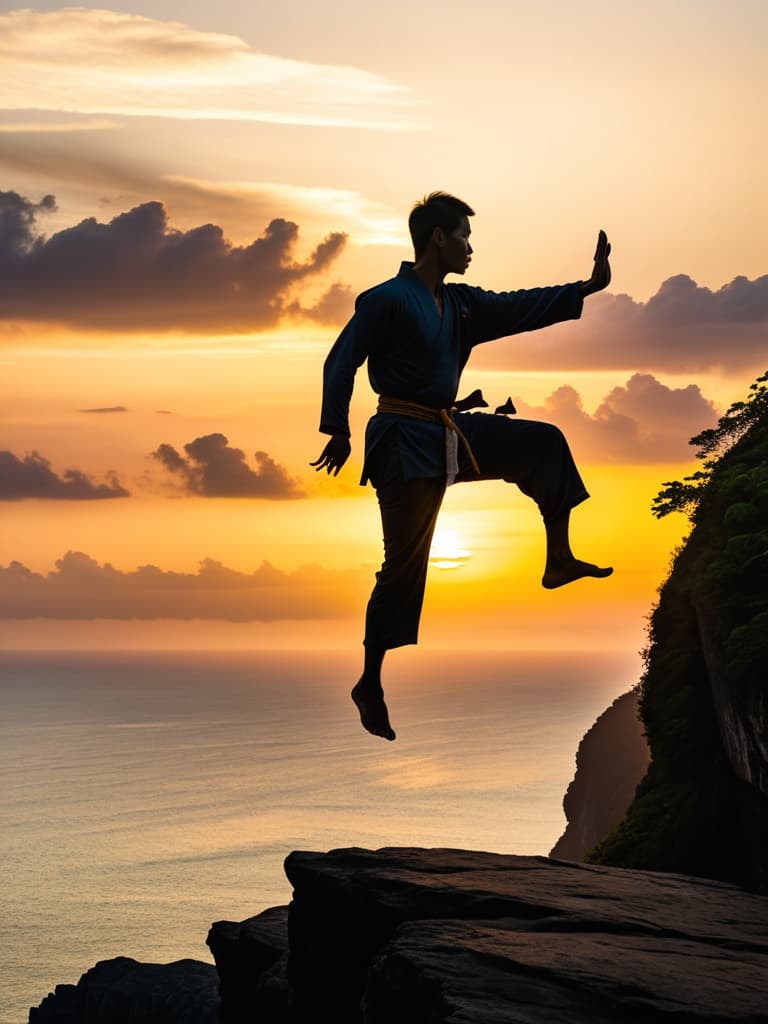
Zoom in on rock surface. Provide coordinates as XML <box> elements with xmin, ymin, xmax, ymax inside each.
<box><xmin>207</xmin><ymin>905</ymin><xmax>289</xmax><ymax>1022</ymax></box>
<box><xmin>550</xmin><ymin>689</ymin><xmax>649</xmax><ymax>861</ymax></box>
<box><xmin>28</xmin><ymin>956</ymin><xmax>219</xmax><ymax>1023</ymax></box>
<box><xmin>281</xmin><ymin>846</ymin><xmax>768</xmax><ymax>1023</ymax></box>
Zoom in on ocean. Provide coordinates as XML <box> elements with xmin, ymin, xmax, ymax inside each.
<box><xmin>0</xmin><ymin>648</ymin><xmax>638</xmax><ymax>1023</ymax></box>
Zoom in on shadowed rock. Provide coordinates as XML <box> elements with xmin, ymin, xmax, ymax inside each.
<box><xmin>283</xmin><ymin>846</ymin><xmax>768</xmax><ymax>1023</ymax></box>
<box><xmin>30</xmin><ymin>848</ymin><xmax>768</xmax><ymax>1022</ymax></box>
<box><xmin>29</xmin><ymin>956</ymin><xmax>219</xmax><ymax>1023</ymax></box>
<box><xmin>207</xmin><ymin>905</ymin><xmax>289</xmax><ymax>1023</ymax></box>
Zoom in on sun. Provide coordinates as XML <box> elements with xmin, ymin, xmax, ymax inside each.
<box><xmin>429</xmin><ymin>527</ymin><xmax>472</xmax><ymax>570</ymax></box>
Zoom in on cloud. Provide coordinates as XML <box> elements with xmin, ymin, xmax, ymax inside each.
<box><xmin>0</xmin><ymin>450</ymin><xmax>129</xmax><ymax>500</ymax></box>
<box><xmin>473</xmin><ymin>275</ymin><xmax>768</xmax><ymax>374</ymax></box>
<box><xmin>0</xmin><ymin>117</ymin><xmax>116</xmax><ymax>133</ymax></box>
<box><xmin>0</xmin><ymin>551</ymin><xmax>367</xmax><ymax>620</ymax></box>
<box><xmin>0</xmin><ymin>190</ymin><xmax>347</xmax><ymax>331</ymax></box>
<box><xmin>290</xmin><ymin>283</ymin><xmax>355</xmax><ymax>325</ymax></box>
<box><xmin>152</xmin><ymin>433</ymin><xmax>304</xmax><ymax>498</ymax></box>
<box><xmin>511</xmin><ymin>373</ymin><xmax>718</xmax><ymax>463</ymax></box>
<box><xmin>80</xmin><ymin>405</ymin><xmax>128</xmax><ymax>414</ymax></box>
<box><xmin>0</xmin><ymin>8</ymin><xmax>415</xmax><ymax>130</ymax></box>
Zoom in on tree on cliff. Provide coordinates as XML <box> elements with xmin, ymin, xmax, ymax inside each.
<box><xmin>652</xmin><ymin>370</ymin><xmax>768</xmax><ymax>520</ymax></box>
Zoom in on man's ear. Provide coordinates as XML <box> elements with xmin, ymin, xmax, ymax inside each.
<box><xmin>432</xmin><ymin>226</ymin><xmax>446</xmax><ymax>248</ymax></box>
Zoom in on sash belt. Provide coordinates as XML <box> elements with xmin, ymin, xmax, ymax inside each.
<box><xmin>376</xmin><ymin>396</ymin><xmax>481</xmax><ymax>482</ymax></box>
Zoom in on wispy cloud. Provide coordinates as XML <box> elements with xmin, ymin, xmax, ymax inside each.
<box><xmin>80</xmin><ymin>405</ymin><xmax>128</xmax><ymax>414</ymax></box>
<box><xmin>0</xmin><ymin>117</ymin><xmax>116</xmax><ymax>133</ymax></box>
<box><xmin>0</xmin><ymin>8</ymin><xmax>417</xmax><ymax>130</ymax></box>
<box><xmin>165</xmin><ymin>177</ymin><xmax>407</xmax><ymax>247</ymax></box>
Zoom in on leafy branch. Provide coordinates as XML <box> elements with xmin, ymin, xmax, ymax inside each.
<box><xmin>652</xmin><ymin>371</ymin><xmax>768</xmax><ymax>519</ymax></box>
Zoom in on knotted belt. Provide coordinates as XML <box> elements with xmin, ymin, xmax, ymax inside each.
<box><xmin>376</xmin><ymin>395</ymin><xmax>481</xmax><ymax>485</ymax></box>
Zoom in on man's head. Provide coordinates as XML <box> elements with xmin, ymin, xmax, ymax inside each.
<box><xmin>408</xmin><ymin>192</ymin><xmax>475</xmax><ymax>265</ymax></box>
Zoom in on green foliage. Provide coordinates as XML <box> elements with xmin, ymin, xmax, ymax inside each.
<box><xmin>652</xmin><ymin>370</ymin><xmax>768</xmax><ymax>520</ymax></box>
<box><xmin>589</xmin><ymin>371</ymin><xmax>768</xmax><ymax>889</ymax></box>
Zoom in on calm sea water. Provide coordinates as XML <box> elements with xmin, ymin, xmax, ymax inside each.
<box><xmin>0</xmin><ymin>648</ymin><xmax>638</xmax><ymax>1023</ymax></box>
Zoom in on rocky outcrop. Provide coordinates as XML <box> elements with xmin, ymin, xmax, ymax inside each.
<box><xmin>207</xmin><ymin>905</ymin><xmax>289</xmax><ymax>1022</ymax></box>
<box><xmin>550</xmin><ymin>689</ymin><xmax>649</xmax><ymax>861</ymax></box>
<box><xmin>29</xmin><ymin>956</ymin><xmax>219</xmax><ymax>1023</ymax></box>
<box><xmin>215</xmin><ymin>846</ymin><xmax>768</xmax><ymax>1023</ymax></box>
<box><xmin>31</xmin><ymin>847</ymin><xmax>768</xmax><ymax>1022</ymax></box>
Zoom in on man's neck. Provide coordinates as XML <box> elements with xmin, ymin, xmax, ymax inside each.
<box><xmin>411</xmin><ymin>254</ymin><xmax>446</xmax><ymax>299</ymax></box>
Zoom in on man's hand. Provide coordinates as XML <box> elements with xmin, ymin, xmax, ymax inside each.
<box><xmin>310</xmin><ymin>434</ymin><xmax>351</xmax><ymax>476</ymax></box>
<box><xmin>580</xmin><ymin>230</ymin><xmax>611</xmax><ymax>297</ymax></box>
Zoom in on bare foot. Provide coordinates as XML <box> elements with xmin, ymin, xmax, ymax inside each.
<box><xmin>351</xmin><ymin>679</ymin><xmax>396</xmax><ymax>741</ymax></box>
<box><xmin>542</xmin><ymin>558</ymin><xmax>613</xmax><ymax>590</ymax></box>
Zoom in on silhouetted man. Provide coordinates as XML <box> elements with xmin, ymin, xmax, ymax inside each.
<box><xmin>312</xmin><ymin>192</ymin><xmax>612</xmax><ymax>741</ymax></box>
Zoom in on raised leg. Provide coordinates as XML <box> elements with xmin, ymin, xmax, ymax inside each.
<box><xmin>454</xmin><ymin>413</ymin><xmax>613</xmax><ymax>588</ymax></box>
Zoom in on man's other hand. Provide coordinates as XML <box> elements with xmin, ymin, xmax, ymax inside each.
<box><xmin>580</xmin><ymin>230</ymin><xmax>611</xmax><ymax>297</ymax></box>
<box><xmin>310</xmin><ymin>435</ymin><xmax>351</xmax><ymax>476</ymax></box>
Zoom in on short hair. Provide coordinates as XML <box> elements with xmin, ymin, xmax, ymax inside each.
<box><xmin>408</xmin><ymin>192</ymin><xmax>475</xmax><ymax>258</ymax></box>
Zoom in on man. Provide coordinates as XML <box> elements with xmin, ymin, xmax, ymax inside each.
<box><xmin>312</xmin><ymin>192</ymin><xmax>612</xmax><ymax>742</ymax></box>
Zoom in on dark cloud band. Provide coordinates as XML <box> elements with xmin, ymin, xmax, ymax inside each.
<box><xmin>511</xmin><ymin>373</ymin><xmax>719</xmax><ymax>464</ymax></box>
<box><xmin>0</xmin><ymin>552</ymin><xmax>366</xmax><ymax>620</ymax></box>
<box><xmin>0</xmin><ymin>450</ymin><xmax>129</xmax><ymax>500</ymax></box>
<box><xmin>0</xmin><ymin>189</ymin><xmax>347</xmax><ymax>332</ymax></box>
<box><xmin>474</xmin><ymin>274</ymin><xmax>768</xmax><ymax>374</ymax></box>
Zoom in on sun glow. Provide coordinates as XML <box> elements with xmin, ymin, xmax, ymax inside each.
<box><xmin>429</xmin><ymin>527</ymin><xmax>472</xmax><ymax>570</ymax></box>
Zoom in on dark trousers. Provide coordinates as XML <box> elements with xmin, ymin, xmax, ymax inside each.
<box><xmin>364</xmin><ymin>414</ymin><xmax>590</xmax><ymax>651</ymax></box>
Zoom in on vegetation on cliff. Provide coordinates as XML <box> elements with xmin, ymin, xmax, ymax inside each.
<box><xmin>588</xmin><ymin>373</ymin><xmax>768</xmax><ymax>889</ymax></box>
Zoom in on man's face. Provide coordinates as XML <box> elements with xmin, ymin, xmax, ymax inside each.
<box><xmin>439</xmin><ymin>216</ymin><xmax>473</xmax><ymax>275</ymax></box>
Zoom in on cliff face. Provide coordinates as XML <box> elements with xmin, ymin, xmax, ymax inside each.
<box><xmin>588</xmin><ymin>378</ymin><xmax>768</xmax><ymax>888</ymax></box>
<box><xmin>550</xmin><ymin>690</ymin><xmax>649</xmax><ymax>861</ymax></box>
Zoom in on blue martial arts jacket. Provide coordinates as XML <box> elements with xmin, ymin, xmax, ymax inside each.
<box><xmin>319</xmin><ymin>261</ymin><xmax>583</xmax><ymax>484</ymax></box>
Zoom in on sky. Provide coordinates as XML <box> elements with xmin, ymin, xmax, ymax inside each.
<box><xmin>1</xmin><ymin>0</ymin><xmax>766</xmax><ymax>653</ymax></box>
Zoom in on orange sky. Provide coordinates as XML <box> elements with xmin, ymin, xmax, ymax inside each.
<box><xmin>1</xmin><ymin>1</ymin><xmax>766</xmax><ymax>651</ymax></box>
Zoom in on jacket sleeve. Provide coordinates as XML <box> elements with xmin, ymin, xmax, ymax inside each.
<box><xmin>462</xmin><ymin>281</ymin><xmax>584</xmax><ymax>346</ymax></box>
<box><xmin>318</xmin><ymin>289</ymin><xmax>390</xmax><ymax>437</ymax></box>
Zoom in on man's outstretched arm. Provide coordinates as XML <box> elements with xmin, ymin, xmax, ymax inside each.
<box><xmin>464</xmin><ymin>229</ymin><xmax>612</xmax><ymax>346</ymax></box>
<box><xmin>579</xmin><ymin>229</ymin><xmax>611</xmax><ymax>297</ymax></box>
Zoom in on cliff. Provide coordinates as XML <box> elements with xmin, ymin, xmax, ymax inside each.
<box><xmin>550</xmin><ymin>689</ymin><xmax>649</xmax><ymax>861</ymax></box>
<box><xmin>588</xmin><ymin>372</ymin><xmax>768</xmax><ymax>887</ymax></box>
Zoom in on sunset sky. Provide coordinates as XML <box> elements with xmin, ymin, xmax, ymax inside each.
<box><xmin>1</xmin><ymin>0</ymin><xmax>766</xmax><ymax>653</ymax></box>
